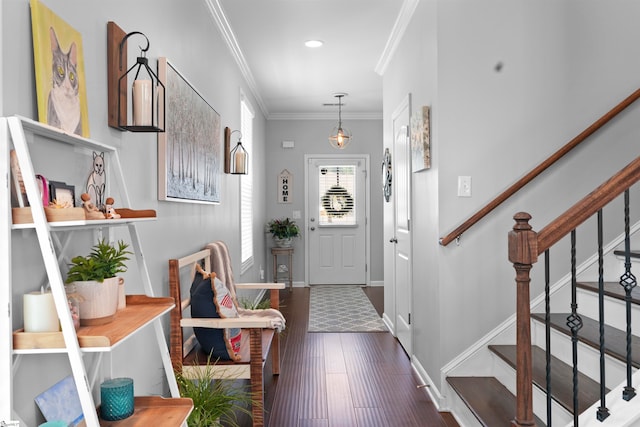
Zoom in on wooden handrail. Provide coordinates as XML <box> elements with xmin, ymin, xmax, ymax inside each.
<box><xmin>440</xmin><ymin>87</ymin><xmax>640</xmax><ymax>246</ymax></box>
<box><xmin>537</xmin><ymin>155</ymin><xmax>640</xmax><ymax>253</ymax></box>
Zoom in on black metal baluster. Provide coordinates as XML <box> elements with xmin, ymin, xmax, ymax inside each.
<box><xmin>567</xmin><ymin>230</ymin><xmax>583</xmax><ymax>426</ymax></box>
<box><xmin>619</xmin><ymin>189</ymin><xmax>636</xmax><ymax>401</ymax></box>
<box><xmin>597</xmin><ymin>209</ymin><xmax>610</xmax><ymax>421</ymax></box>
<box><xmin>545</xmin><ymin>249</ymin><xmax>552</xmax><ymax>426</ymax></box>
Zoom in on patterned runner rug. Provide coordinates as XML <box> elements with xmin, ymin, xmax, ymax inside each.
<box><xmin>308</xmin><ymin>286</ymin><xmax>387</xmax><ymax>332</ymax></box>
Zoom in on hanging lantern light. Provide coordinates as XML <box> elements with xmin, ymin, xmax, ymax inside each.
<box><xmin>328</xmin><ymin>93</ymin><xmax>352</xmax><ymax>149</ymax></box>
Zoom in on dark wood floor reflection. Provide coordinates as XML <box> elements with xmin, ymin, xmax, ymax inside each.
<box><xmin>256</xmin><ymin>287</ymin><xmax>458</xmax><ymax>427</ymax></box>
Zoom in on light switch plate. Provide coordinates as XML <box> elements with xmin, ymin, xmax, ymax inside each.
<box><xmin>458</xmin><ymin>176</ymin><xmax>471</xmax><ymax>197</ymax></box>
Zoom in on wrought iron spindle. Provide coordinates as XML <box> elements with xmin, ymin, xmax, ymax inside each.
<box><xmin>545</xmin><ymin>250</ymin><xmax>552</xmax><ymax>426</ymax></box>
<box><xmin>597</xmin><ymin>209</ymin><xmax>610</xmax><ymax>421</ymax></box>
<box><xmin>566</xmin><ymin>230</ymin><xmax>583</xmax><ymax>426</ymax></box>
<box><xmin>619</xmin><ymin>189</ymin><xmax>637</xmax><ymax>401</ymax></box>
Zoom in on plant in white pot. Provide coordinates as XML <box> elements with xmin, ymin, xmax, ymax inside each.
<box><xmin>267</xmin><ymin>217</ymin><xmax>300</xmax><ymax>248</ymax></box>
<box><xmin>65</xmin><ymin>239</ymin><xmax>131</xmax><ymax>326</ymax></box>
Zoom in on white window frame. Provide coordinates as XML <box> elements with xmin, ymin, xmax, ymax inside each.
<box><xmin>239</xmin><ymin>92</ymin><xmax>254</xmax><ymax>273</ymax></box>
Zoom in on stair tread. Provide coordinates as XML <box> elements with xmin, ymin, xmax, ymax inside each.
<box><xmin>576</xmin><ymin>281</ymin><xmax>640</xmax><ymax>305</ymax></box>
<box><xmin>613</xmin><ymin>249</ymin><xmax>640</xmax><ymax>260</ymax></box>
<box><xmin>447</xmin><ymin>377</ymin><xmax>545</xmax><ymax>427</ymax></box>
<box><xmin>531</xmin><ymin>312</ymin><xmax>640</xmax><ymax>367</ymax></box>
<box><xmin>489</xmin><ymin>344</ymin><xmax>605</xmax><ymax>414</ymax></box>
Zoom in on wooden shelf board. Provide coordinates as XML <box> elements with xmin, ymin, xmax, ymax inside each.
<box><xmin>13</xmin><ymin>295</ymin><xmax>174</xmax><ymax>352</ymax></box>
<box><xmin>12</xmin><ymin>215</ymin><xmax>156</xmax><ymax>230</ymax></box>
<box><xmin>99</xmin><ymin>396</ymin><xmax>193</xmax><ymax>427</ymax></box>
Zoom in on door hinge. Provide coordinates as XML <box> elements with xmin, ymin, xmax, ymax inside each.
<box><xmin>408</xmin><ymin>313</ymin><xmax>411</xmax><ymax>325</ymax></box>
<box><xmin>365</xmin><ymin>264</ymin><xmax>368</xmax><ymax>272</ymax></box>
<box><xmin>407</xmin><ymin>218</ymin><xmax>411</xmax><ymax>231</ymax></box>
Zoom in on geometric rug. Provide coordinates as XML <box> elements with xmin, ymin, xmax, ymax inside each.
<box><xmin>308</xmin><ymin>286</ymin><xmax>387</xmax><ymax>332</ymax></box>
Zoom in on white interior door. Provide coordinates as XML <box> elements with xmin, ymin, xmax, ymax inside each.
<box><xmin>307</xmin><ymin>157</ymin><xmax>367</xmax><ymax>285</ymax></box>
<box><xmin>392</xmin><ymin>96</ymin><xmax>412</xmax><ymax>355</ymax></box>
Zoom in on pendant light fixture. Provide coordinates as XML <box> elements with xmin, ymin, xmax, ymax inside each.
<box><xmin>328</xmin><ymin>93</ymin><xmax>352</xmax><ymax>149</ymax></box>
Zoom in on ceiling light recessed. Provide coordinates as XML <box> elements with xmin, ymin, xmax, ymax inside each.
<box><xmin>305</xmin><ymin>40</ymin><xmax>323</xmax><ymax>48</ymax></box>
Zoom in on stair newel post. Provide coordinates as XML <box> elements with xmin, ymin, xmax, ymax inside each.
<box><xmin>508</xmin><ymin>212</ymin><xmax>539</xmax><ymax>427</ymax></box>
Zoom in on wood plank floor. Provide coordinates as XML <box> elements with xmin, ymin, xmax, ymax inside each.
<box><xmin>248</xmin><ymin>286</ymin><xmax>458</xmax><ymax>427</ymax></box>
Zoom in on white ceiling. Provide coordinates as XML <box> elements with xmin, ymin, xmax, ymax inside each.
<box><xmin>213</xmin><ymin>0</ymin><xmax>409</xmax><ymax>120</ymax></box>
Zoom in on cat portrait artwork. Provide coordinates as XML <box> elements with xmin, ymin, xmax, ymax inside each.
<box><xmin>86</xmin><ymin>151</ymin><xmax>106</xmax><ymax>210</ymax></box>
<box><xmin>30</xmin><ymin>0</ymin><xmax>90</xmax><ymax>137</ymax></box>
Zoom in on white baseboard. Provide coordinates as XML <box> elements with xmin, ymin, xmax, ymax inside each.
<box><xmin>382</xmin><ymin>312</ymin><xmax>395</xmax><ymax>336</ymax></box>
<box><xmin>412</xmin><ymin>355</ymin><xmax>445</xmax><ymax>409</ymax></box>
<box><xmin>369</xmin><ymin>280</ymin><xmax>384</xmax><ymax>287</ymax></box>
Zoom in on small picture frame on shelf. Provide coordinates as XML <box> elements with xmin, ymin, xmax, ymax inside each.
<box><xmin>49</xmin><ymin>181</ymin><xmax>75</xmax><ymax>207</ymax></box>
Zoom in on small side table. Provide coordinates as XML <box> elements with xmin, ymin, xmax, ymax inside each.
<box><xmin>271</xmin><ymin>247</ymin><xmax>293</xmax><ymax>292</ymax></box>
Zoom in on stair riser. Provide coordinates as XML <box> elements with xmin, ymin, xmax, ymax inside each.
<box><xmin>491</xmin><ymin>352</ymin><xmax>572</xmax><ymax>426</ymax></box>
<box><xmin>532</xmin><ymin>320</ymin><xmax>628</xmax><ymax>389</ymax></box>
<box><xmin>576</xmin><ymin>287</ymin><xmax>640</xmax><ymax>333</ymax></box>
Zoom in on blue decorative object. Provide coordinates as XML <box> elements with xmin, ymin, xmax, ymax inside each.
<box><xmin>100</xmin><ymin>377</ymin><xmax>134</xmax><ymax>421</ymax></box>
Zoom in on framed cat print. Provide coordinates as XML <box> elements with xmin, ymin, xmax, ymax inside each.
<box><xmin>30</xmin><ymin>0</ymin><xmax>90</xmax><ymax>137</ymax></box>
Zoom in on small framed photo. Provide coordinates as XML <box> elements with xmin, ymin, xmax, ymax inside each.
<box><xmin>49</xmin><ymin>181</ymin><xmax>76</xmax><ymax>207</ymax></box>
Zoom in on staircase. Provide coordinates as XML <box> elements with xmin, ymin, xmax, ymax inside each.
<box><xmin>445</xmin><ymin>247</ymin><xmax>640</xmax><ymax>426</ymax></box>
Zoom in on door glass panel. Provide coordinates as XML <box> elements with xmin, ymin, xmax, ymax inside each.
<box><xmin>318</xmin><ymin>165</ymin><xmax>356</xmax><ymax>226</ymax></box>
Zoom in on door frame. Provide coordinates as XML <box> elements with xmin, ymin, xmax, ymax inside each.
<box><xmin>304</xmin><ymin>154</ymin><xmax>371</xmax><ymax>286</ymax></box>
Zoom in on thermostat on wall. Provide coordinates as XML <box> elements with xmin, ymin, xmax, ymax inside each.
<box><xmin>282</xmin><ymin>140</ymin><xmax>295</xmax><ymax>149</ymax></box>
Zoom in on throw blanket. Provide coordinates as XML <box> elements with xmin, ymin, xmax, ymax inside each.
<box><xmin>238</xmin><ymin>308</ymin><xmax>286</xmax><ymax>332</ymax></box>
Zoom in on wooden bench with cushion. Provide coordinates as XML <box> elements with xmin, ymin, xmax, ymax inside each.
<box><xmin>169</xmin><ymin>245</ymin><xmax>285</xmax><ymax>427</ymax></box>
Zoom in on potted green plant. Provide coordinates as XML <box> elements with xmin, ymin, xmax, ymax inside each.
<box><xmin>175</xmin><ymin>358</ymin><xmax>255</xmax><ymax>427</ymax></box>
<box><xmin>267</xmin><ymin>217</ymin><xmax>300</xmax><ymax>247</ymax></box>
<box><xmin>65</xmin><ymin>239</ymin><xmax>131</xmax><ymax>326</ymax></box>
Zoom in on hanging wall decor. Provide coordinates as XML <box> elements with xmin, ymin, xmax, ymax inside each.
<box><xmin>157</xmin><ymin>57</ymin><xmax>221</xmax><ymax>204</ymax></box>
<box><xmin>30</xmin><ymin>0</ymin><xmax>90</xmax><ymax>137</ymax></box>
<box><xmin>410</xmin><ymin>105</ymin><xmax>431</xmax><ymax>172</ymax></box>
<box><xmin>382</xmin><ymin>148</ymin><xmax>392</xmax><ymax>202</ymax></box>
<box><xmin>277</xmin><ymin>169</ymin><xmax>293</xmax><ymax>203</ymax></box>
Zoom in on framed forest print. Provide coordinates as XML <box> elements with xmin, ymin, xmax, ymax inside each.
<box><xmin>30</xmin><ymin>0</ymin><xmax>90</xmax><ymax>137</ymax></box>
<box><xmin>157</xmin><ymin>57</ymin><xmax>222</xmax><ymax>204</ymax></box>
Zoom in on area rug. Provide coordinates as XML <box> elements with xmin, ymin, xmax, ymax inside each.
<box><xmin>308</xmin><ymin>286</ymin><xmax>387</xmax><ymax>332</ymax></box>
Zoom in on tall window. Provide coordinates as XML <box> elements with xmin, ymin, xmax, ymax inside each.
<box><xmin>240</xmin><ymin>94</ymin><xmax>254</xmax><ymax>272</ymax></box>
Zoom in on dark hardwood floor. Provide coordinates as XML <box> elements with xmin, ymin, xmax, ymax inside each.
<box><xmin>252</xmin><ymin>286</ymin><xmax>458</xmax><ymax>427</ymax></box>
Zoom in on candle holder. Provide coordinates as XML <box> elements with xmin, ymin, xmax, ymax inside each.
<box><xmin>100</xmin><ymin>377</ymin><xmax>134</xmax><ymax>421</ymax></box>
<box><xmin>224</xmin><ymin>128</ymin><xmax>249</xmax><ymax>175</ymax></box>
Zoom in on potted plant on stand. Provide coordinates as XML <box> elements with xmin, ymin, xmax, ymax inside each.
<box><xmin>267</xmin><ymin>217</ymin><xmax>300</xmax><ymax>248</ymax></box>
<box><xmin>65</xmin><ymin>239</ymin><xmax>131</xmax><ymax>326</ymax></box>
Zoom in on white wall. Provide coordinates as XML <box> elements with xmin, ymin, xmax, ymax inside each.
<box><xmin>2</xmin><ymin>0</ymin><xmax>268</xmax><ymax>425</ymax></box>
<box><xmin>384</xmin><ymin>0</ymin><xmax>640</xmax><ymax>394</ymax></box>
<box><xmin>266</xmin><ymin>118</ymin><xmax>384</xmax><ymax>283</ymax></box>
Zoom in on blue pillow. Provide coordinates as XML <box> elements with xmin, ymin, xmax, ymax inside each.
<box><xmin>190</xmin><ymin>265</ymin><xmax>241</xmax><ymax>361</ymax></box>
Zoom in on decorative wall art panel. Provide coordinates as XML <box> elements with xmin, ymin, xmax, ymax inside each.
<box><xmin>158</xmin><ymin>58</ymin><xmax>221</xmax><ymax>203</ymax></box>
<box><xmin>30</xmin><ymin>0</ymin><xmax>90</xmax><ymax>137</ymax></box>
<box><xmin>410</xmin><ymin>105</ymin><xmax>431</xmax><ymax>172</ymax></box>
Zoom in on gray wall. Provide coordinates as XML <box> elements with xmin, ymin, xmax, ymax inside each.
<box><xmin>384</xmin><ymin>0</ymin><xmax>640</xmax><ymax>394</ymax></box>
<box><xmin>2</xmin><ymin>0</ymin><xmax>267</xmax><ymax>425</ymax></box>
<box><xmin>266</xmin><ymin>119</ymin><xmax>384</xmax><ymax>284</ymax></box>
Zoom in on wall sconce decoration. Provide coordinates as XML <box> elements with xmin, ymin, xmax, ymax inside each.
<box><xmin>328</xmin><ymin>93</ymin><xmax>352</xmax><ymax>149</ymax></box>
<box><xmin>224</xmin><ymin>127</ymin><xmax>248</xmax><ymax>175</ymax></box>
<box><xmin>107</xmin><ymin>22</ymin><xmax>165</xmax><ymax>132</ymax></box>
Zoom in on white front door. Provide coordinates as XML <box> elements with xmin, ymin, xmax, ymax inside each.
<box><xmin>392</xmin><ymin>96</ymin><xmax>412</xmax><ymax>355</ymax></box>
<box><xmin>306</xmin><ymin>156</ymin><xmax>367</xmax><ymax>285</ymax></box>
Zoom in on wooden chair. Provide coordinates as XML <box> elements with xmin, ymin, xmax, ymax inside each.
<box><xmin>169</xmin><ymin>246</ymin><xmax>285</xmax><ymax>427</ymax></box>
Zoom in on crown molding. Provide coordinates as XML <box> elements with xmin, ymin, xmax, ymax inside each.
<box><xmin>375</xmin><ymin>0</ymin><xmax>420</xmax><ymax>76</ymax></box>
<box><xmin>204</xmin><ymin>0</ymin><xmax>269</xmax><ymax>118</ymax></box>
<box><xmin>267</xmin><ymin>112</ymin><xmax>382</xmax><ymax>121</ymax></box>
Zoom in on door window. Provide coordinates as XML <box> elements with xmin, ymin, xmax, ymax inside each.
<box><xmin>318</xmin><ymin>165</ymin><xmax>356</xmax><ymax>226</ymax></box>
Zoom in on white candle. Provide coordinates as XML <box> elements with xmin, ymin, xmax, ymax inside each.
<box><xmin>23</xmin><ymin>291</ymin><xmax>59</xmax><ymax>332</ymax></box>
<box><xmin>156</xmin><ymin>85</ymin><xmax>164</xmax><ymax>129</ymax></box>
<box><xmin>132</xmin><ymin>80</ymin><xmax>152</xmax><ymax>126</ymax></box>
<box><xmin>235</xmin><ymin>151</ymin><xmax>246</xmax><ymax>174</ymax></box>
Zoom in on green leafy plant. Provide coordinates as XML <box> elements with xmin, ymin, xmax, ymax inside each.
<box><xmin>267</xmin><ymin>217</ymin><xmax>300</xmax><ymax>239</ymax></box>
<box><xmin>175</xmin><ymin>358</ymin><xmax>256</xmax><ymax>427</ymax></box>
<box><xmin>65</xmin><ymin>239</ymin><xmax>131</xmax><ymax>283</ymax></box>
